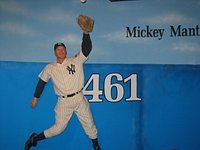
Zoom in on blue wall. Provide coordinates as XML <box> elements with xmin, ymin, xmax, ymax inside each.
<box><xmin>0</xmin><ymin>61</ymin><xmax>200</xmax><ymax>150</ymax></box>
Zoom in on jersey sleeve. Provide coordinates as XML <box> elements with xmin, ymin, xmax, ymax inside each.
<box><xmin>75</xmin><ymin>50</ymin><xmax>88</xmax><ymax>64</ymax></box>
<box><xmin>81</xmin><ymin>33</ymin><xmax>92</xmax><ymax>57</ymax></box>
<box><xmin>38</xmin><ymin>64</ymin><xmax>51</xmax><ymax>82</ymax></box>
<box><xmin>34</xmin><ymin>79</ymin><xmax>47</xmax><ymax>98</ymax></box>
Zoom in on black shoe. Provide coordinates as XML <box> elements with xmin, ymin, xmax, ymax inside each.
<box><xmin>93</xmin><ymin>144</ymin><xmax>101</xmax><ymax>150</ymax></box>
<box><xmin>24</xmin><ymin>132</ymin><xmax>38</xmax><ymax>150</ymax></box>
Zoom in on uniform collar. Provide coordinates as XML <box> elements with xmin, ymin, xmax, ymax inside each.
<box><xmin>55</xmin><ymin>58</ymin><xmax>67</xmax><ymax>66</ymax></box>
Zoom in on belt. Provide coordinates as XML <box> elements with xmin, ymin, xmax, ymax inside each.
<box><xmin>61</xmin><ymin>88</ymin><xmax>83</xmax><ymax>98</ymax></box>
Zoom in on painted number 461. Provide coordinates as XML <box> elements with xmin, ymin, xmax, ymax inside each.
<box><xmin>83</xmin><ymin>73</ymin><xmax>142</xmax><ymax>102</ymax></box>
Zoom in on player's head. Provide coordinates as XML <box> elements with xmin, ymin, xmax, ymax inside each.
<box><xmin>54</xmin><ymin>42</ymin><xmax>67</xmax><ymax>59</ymax></box>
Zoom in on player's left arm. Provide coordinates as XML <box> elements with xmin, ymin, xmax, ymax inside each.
<box><xmin>81</xmin><ymin>32</ymin><xmax>92</xmax><ymax>57</ymax></box>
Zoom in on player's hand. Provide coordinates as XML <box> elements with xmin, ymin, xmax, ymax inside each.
<box><xmin>83</xmin><ymin>31</ymin><xmax>89</xmax><ymax>34</ymax></box>
<box><xmin>30</xmin><ymin>97</ymin><xmax>38</xmax><ymax>108</ymax></box>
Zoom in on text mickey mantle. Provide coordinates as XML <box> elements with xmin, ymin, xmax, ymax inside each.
<box><xmin>126</xmin><ymin>25</ymin><xmax>200</xmax><ymax>40</ymax></box>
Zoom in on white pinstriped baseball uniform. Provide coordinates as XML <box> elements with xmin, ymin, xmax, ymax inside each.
<box><xmin>39</xmin><ymin>50</ymin><xmax>98</xmax><ymax>139</ymax></box>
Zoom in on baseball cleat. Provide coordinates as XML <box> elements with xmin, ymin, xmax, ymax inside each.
<box><xmin>24</xmin><ymin>132</ymin><xmax>38</xmax><ymax>150</ymax></box>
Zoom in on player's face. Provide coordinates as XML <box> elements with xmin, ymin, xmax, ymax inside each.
<box><xmin>54</xmin><ymin>46</ymin><xmax>67</xmax><ymax>59</ymax></box>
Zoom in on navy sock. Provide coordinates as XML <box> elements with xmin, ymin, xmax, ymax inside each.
<box><xmin>92</xmin><ymin>138</ymin><xmax>99</xmax><ymax>146</ymax></box>
<box><xmin>33</xmin><ymin>132</ymin><xmax>46</xmax><ymax>142</ymax></box>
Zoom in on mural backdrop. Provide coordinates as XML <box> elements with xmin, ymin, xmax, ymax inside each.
<box><xmin>0</xmin><ymin>0</ymin><xmax>200</xmax><ymax>150</ymax></box>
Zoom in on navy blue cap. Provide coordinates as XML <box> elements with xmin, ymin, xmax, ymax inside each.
<box><xmin>54</xmin><ymin>42</ymin><xmax>66</xmax><ymax>50</ymax></box>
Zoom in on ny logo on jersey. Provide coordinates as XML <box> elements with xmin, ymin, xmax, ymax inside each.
<box><xmin>66</xmin><ymin>64</ymin><xmax>76</xmax><ymax>75</ymax></box>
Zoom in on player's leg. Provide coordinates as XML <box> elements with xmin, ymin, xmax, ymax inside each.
<box><xmin>75</xmin><ymin>95</ymin><xmax>101</xmax><ymax>150</ymax></box>
<box><xmin>25</xmin><ymin>99</ymin><xmax>73</xmax><ymax>150</ymax></box>
<box><xmin>44</xmin><ymin>100</ymin><xmax>74</xmax><ymax>138</ymax></box>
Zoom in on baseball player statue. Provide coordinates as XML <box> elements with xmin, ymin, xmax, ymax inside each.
<box><xmin>24</xmin><ymin>15</ymin><xmax>101</xmax><ymax>150</ymax></box>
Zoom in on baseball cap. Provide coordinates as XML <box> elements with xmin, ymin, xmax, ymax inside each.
<box><xmin>54</xmin><ymin>42</ymin><xmax>66</xmax><ymax>50</ymax></box>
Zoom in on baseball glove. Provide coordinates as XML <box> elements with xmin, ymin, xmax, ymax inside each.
<box><xmin>77</xmin><ymin>15</ymin><xmax>94</xmax><ymax>32</ymax></box>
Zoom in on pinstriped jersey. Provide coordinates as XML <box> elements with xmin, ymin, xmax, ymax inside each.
<box><xmin>39</xmin><ymin>50</ymin><xmax>87</xmax><ymax>96</ymax></box>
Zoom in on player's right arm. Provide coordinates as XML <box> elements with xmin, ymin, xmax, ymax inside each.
<box><xmin>30</xmin><ymin>79</ymin><xmax>47</xmax><ymax>108</ymax></box>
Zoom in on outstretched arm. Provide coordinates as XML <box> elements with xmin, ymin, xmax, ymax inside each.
<box><xmin>81</xmin><ymin>32</ymin><xmax>92</xmax><ymax>57</ymax></box>
<box><xmin>30</xmin><ymin>79</ymin><xmax>47</xmax><ymax>108</ymax></box>
<box><xmin>77</xmin><ymin>15</ymin><xmax>94</xmax><ymax>57</ymax></box>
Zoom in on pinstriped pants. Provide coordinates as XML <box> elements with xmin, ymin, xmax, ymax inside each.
<box><xmin>44</xmin><ymin>92</ymin><xmax>98</xmax><ymax>139</ymax></box>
